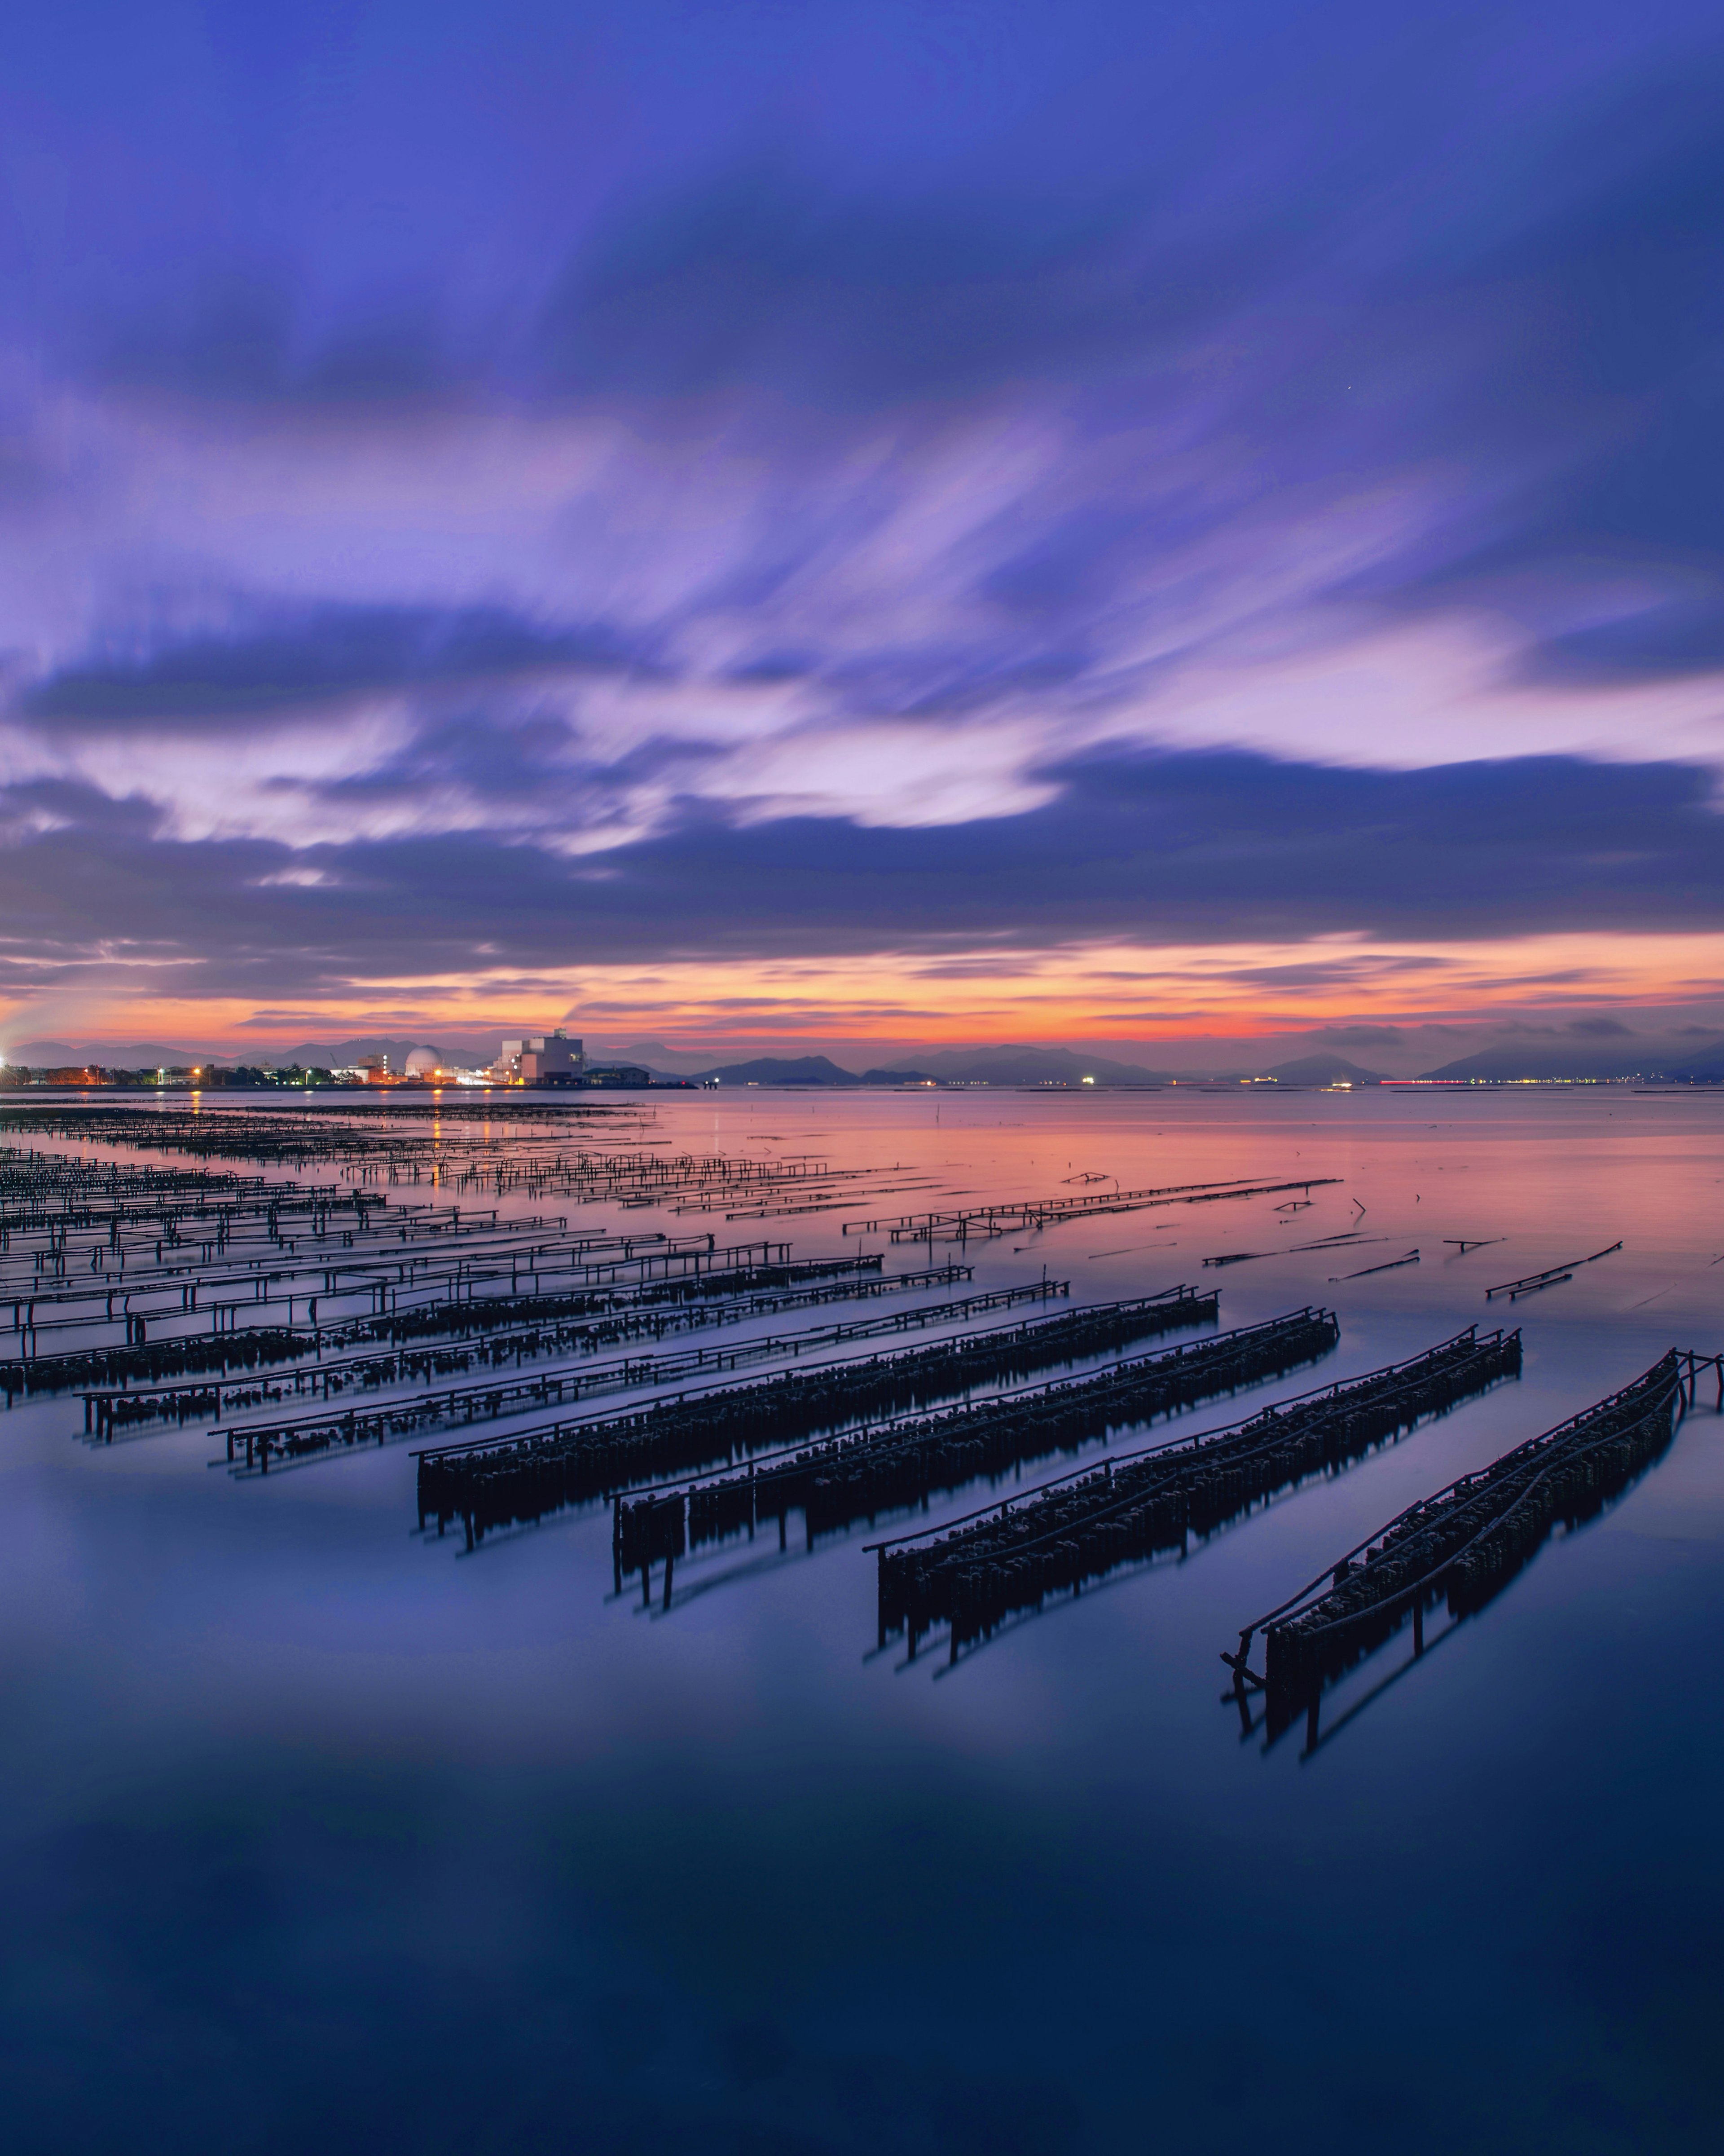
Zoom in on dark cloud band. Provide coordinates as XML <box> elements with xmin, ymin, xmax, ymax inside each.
<box><xmin>0</xmin><ymin>747</ymin><xmax>1717</xmax><ymax>1000</ymax></box>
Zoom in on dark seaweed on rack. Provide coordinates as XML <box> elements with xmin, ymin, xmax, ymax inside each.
<box><xmin>79</xmin><ymin>1264</ymin><xmax>973</xmax><ymax>1434</ymax></box>
<box><xmin>422</xmin><ymin>1287</ymin><xmax>1232</xmax><ymax>1544</ymax></box>
<box><xmin>1238</xmin><ymin>1348</ymin><xmax>1711</xmax><ymax>1739</ymax></box>
<box><xmin>874</xmin><ymin>1324</ymin><xmax>1521</xmax><ymax>1663</ymax></box>
<box><xmin>611</xmin><ymin>1308</ymin><xmax>1340</xmax><ymax>1602</ymax></box>
<box><xmin>0</xmin><ymin>1104</ymin><xmax>924</xmax><ymax>1217</ymax></box>
<box><xmin>217</xmin><ymin>1279</ymin><xmax>1072</xmax><ymax>1468</ymax></box>
<box><xmin>3</xmin><ymin>1259</ymin><xmax>875</xmax><ymax>1406</ymax></box>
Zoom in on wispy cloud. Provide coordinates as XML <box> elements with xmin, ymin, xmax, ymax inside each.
<box><xmin>3</xmin><ymin>3</ymin><xmax>1723</xmax><ymax>1042</ymax></box>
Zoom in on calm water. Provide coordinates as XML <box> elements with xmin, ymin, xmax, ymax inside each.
<box><xmin>4</xmin><ymin>1088</ymin><xmax>1722</xmax><ymax>2152</ymax></box>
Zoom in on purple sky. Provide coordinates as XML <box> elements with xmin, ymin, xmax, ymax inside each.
<box><xmin>3</xmin><ymin>1</ymin><xmax>1724</xmax><ymax>1062</ymax></box>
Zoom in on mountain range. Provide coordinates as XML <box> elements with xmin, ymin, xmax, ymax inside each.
<box><xmin>4</xmin><ymin>1036</ymin><xmax>495</xmax><ymax>1070</ymax></box>
<box><xmin>9</xmin><ymin>1033</ymin><xmax>1724</xmax><ymax>1084</ymax></box>
<box><xmin>1255</xmin><ymin>1054</ymin><xmax>1385</xmax><ymax>1085</ymax></box>
<box><xmin>689</xmin><ymin>1045</ymin><xmax>1172</xmax><ymax>1086</ymax></box>
<box><xmin>1419</xmin><ymin>1040</ymin><xmax>1724</xmax><ymax>1082</ymax></box>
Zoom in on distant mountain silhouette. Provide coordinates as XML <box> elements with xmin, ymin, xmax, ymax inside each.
<box><xmin>1416</xmin><ymin>1042</ymin><xmax>1724</xmax><ymax>1081</ymax></box>
<box><xmin>686</xmin><ymin>1046</ymin><xmax>1175</xmax><ymax>1086</ymax></box>
<box><xmin>609</xmin><ymin>1039</ymin><xmax>712</xmax><ymax>1075</ymax></box>
<box><xmin>910</xmin><ymin>1044</ymin><xmax>1169</xmax><ymax>1085</ymax></box>
<box><xmin>1663</xmin><ymin>1039</ymin><xmax>1724</xmax><ymax>1080</ymax></box>
<box><xmin>692</xmin><ymin>1055</ymin><xmax>861</xmax><ymax>1085</ymax></box>
<box><xmin>2</xmin><ymin>1035</ymin><xmax>500</xmax><ymax>1070</ymax></box>
<box><xmin>1261</xmin><ymin>1054</ymin><xmax>1385</xmax><ymax>1085</ymax></box>
<box><xmin>7</xmin><ymin>1039</ymin><xmax>102</xmax><ymax>1062</ymax></box>
<box><xmin>6</xmin><ymin>1038</ymin><xmax>222</xmax><ymax>1067</ymax></box>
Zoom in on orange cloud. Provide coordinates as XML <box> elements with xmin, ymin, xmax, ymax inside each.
<box><xmin>13</xmin><ymin>930</ymin><xmax>1721</xmax><ymax>1054</ymax></box>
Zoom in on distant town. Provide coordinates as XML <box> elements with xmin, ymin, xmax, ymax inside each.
<box><xmin>0</xmin><ymin>1031</ymin><xmax>673</xmax><ymax>1093</ymax></box>
<box><xmin>3</xmin><ymin>1030</ymin><xmax>1723</xmax><ymax>1092</ymax></box>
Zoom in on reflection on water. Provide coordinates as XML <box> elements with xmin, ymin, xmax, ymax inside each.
<box><xmin>1238</xmin><ymin>1349</ymin><xmax>1720</xmax><ymax>1762</ymax></box>
<box><xmin>4</xmin><ymin>1087</ymin><xmax>1724</xmax><ymax>2152</ymax></box>
<box><xmin>877</xmin><ymin>1322</ymin><xmax>1519</xmax><ymax>1667</ymax></box>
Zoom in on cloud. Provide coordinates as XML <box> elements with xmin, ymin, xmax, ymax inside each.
<box><xmin>3</xmin><ymin>747</ymin><xmax>1722</xmax><ymax>1012</ymax></box>
<box><xmin>531</xmin><ymin>161</ymin><xmax>1254</xmax><ymax>413</ymax></box>
<box><xmin>18</xmin><ymin>604</ymin><xmax>646</xmax><ymax>732</ymax></box>
<box><xmin>1530</xmin><ymin>588</ymin><xmax>1724</xmax><ymax>683</ymax></box>
<box><xmin>1306</xmin><ymin>1025</ymin><xmax>1408</xmax><ymax>1047</ymax></box>
<box><xmin>7</xmin><ymin>4</ymin><xmax>1724</xmax><ymax>1040</ymax></box>
<box><xmin>1331</xmin><ymin>57</ymin><xmax>1724</xmax><ymax>678</ymax></box>
<box><xmin>88</xmin><ymin>271</ymin><xmax>301</xmax><ymax>405</ymax></box>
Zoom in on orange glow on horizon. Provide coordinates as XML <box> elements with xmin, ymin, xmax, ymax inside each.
<box><xmin>4</xmin><ymin>929</ymin><xmax>1722</xmax><ymax>1054</ymax></box>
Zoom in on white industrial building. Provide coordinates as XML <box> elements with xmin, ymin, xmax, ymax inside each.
<box><xmin>490</xmin><ymin>1030</ymin><xmax>585</xmax><ymax>1085</ymax></box>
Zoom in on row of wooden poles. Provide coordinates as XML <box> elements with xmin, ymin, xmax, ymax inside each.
<box><xmin>216</xmin><ymin>1277</ymin><xmax>1065</xmax><ymax>1469</ymax></box>
<box><xmin>2</xmin><ymin>1105</ymin><xmax>946</xmax><ymax>1239</ymax></box>
<box><xmin>603</xmin><ymin>1303</ymin><xmax>1335</xmax><ymax>1607</ymax></box>
<box><xmin>429</xmin><ymin>1288</ymin><xmax>1252</xmax><ymax>1554</ymax></box>
<box><xmin>840</xmin><ymin>1176</ymin><xmax>1341</xmax><ymax>1243</ymax></box>
<box><xmin>3</xmin><ymin>1208</ymin><xmax>807</xmax><ymax>1373</ymax></box>
<box><xmin>5</xmin><ymin>1104</ymin><xmax>837</xmax><ymax>1195</ymax></box>
<box><xmin>81</xmin><ymin>1262</ymin><xmax>972</xmax><ymax>1437</ymax></box>
<box><xmin>1</xmin><ymin>1198</ymin><xmax>501</xmax><ymax>1300</ymax></box>
<box><xmin>1231</xmin><ymin>1347</ymin><xmax>1722</xmax><ymax>1744</ymax></box>
<box><xmin>44</xmin><ymin>1249</ymin><xmax>886</xmax><ymax>1419</ymax></box>
<box><xmin>871</xmin><ymin>1326</ymin><xmax>1522</xmax><ymax>1662</ymax></box>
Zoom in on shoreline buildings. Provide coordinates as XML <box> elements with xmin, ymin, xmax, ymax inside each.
<box><xmin>489</xmin><ymin>1030</ymin><xmax>585</xmax><ymax>1085</ymax></box>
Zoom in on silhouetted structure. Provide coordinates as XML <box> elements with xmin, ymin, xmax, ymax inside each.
<box><xmin>424</xmin><ymin>1287</ymin><xmax>1230</xmax><ymax>1543</ymax></box>
<box><xmin>225</xmin><ymin>1278</ymin><xmax>1074</xmax><ymax>1466</ymax></box>
<box><xmin>1234</xmin><ymin>1347</ymin><xmax>1710</xmax><ymax>1745</ymax></box>
<box><xmin>842</xmin><ymin>1176</ymin><xmax>1342</xmax><ymax>1243</ymax></box>
<box><xmin>876</xmin><ymin>1325</ymin><xmax>1520</xmax><ymax>1662</ymax></box>
<box><xmin>611</xmin><ymin>1308</ymin><xmax>1339</xmax><ymax>1604</ymax></box>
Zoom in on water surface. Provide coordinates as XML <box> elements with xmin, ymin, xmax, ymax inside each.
<box><xmin>3</xmin><ymin>1087</ymin><xmax>1721</xmax><ymax>2152</ymax></box>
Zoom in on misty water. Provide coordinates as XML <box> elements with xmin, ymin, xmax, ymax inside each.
<box><xmin>4</xmin><ymin>1087</ymin><xmax>1722</xmax><ymax>2153</ymax></box>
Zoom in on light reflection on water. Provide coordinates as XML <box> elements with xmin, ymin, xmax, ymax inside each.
<box><xmin>3</xmin><ymin>1088</ymin><xmax>1722</xmax><ymax>2152</ymax></box>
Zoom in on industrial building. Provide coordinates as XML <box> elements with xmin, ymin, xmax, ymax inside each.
<box><xmin>490</xmin><ymin>1030</ymin><xmax>585</xmax><ymax>1085</ymax></box>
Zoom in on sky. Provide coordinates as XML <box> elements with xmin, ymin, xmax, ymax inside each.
<box><xmin>3</xmin><ymin>0</ymin><xmax>1724</xmax><ymax>1066</ymax></box>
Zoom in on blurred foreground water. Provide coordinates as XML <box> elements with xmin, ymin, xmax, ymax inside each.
<box><xmin>2</xmin><ymin>1085</ymin><xmax>1720</xmax><ymax>2153</ymax></box>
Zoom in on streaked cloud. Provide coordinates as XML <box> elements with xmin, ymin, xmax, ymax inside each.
<box><xmin>2</xmin><ymin>3</ymin><xmax>1722</xmax><ymax>1047</ymax></box>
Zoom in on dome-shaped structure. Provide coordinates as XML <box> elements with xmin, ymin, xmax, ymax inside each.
<box><xmin>403</xmin><ymin>1045</ymin><xmax>442</xmax><ymax>1076</ymax></box>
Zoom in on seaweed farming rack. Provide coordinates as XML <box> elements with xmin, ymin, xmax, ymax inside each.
<box><xmin>607</xmin><ymin>1306</ymin><xmax>1338</xmax><ymax>1604</ymax></box>
<box><xmin>216</xmin><ymin>1279</ymin><xmax>1075</xmax><ymax>1469</ymax></box>
<box><xmin>872</xmin><ymin>1325</ymin><xmax>1521</xmax><ymax>1664</ymax></box>
<box><xmin>841</xmin><ymin>1176</ymin><xmax>1342</xmax><ymax>1244</ymax></box>
<box><xmin>426</xmin><ymin>1287</ymin><xmax>1253</xmax><ymax>1550</ymax></box>
<box><xmin>1230</xmin><ymin>1347</ymin><xmax>1720</xmax><ymax>1749</ymax></box>
<box><xmin>0</xmin><ymin>1149</ymin><xmax>380</xmax><ymax>1242</ymax></box>
<box><xmin>76</xmin><ymin>1263</ymin><xmax>973</xmax><ymax>1433</ymax></box>
<box><xmin>0</xmin><ymin>1105</ymin><xmax>937</xmax><ymax>1215</ymax></box>
<box><xmin>4</xmin><ymin>1218</ymin><xmax>708</xmax><ymax>1313</ymax></box>
<box><xmin>8</xmin><ymin>1250</ymin><xmax>891</xmax><ymax>1402</ymax></box>
<box><xmin>1484</xmin><ymin>1242</ymin><xmax>1622</xmax><ymax>1301</ymax></box>
<box><xmin>2</xmin><ymin>1230</ymin><xmax>791</xmax><ymax>1356</ymax></box>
